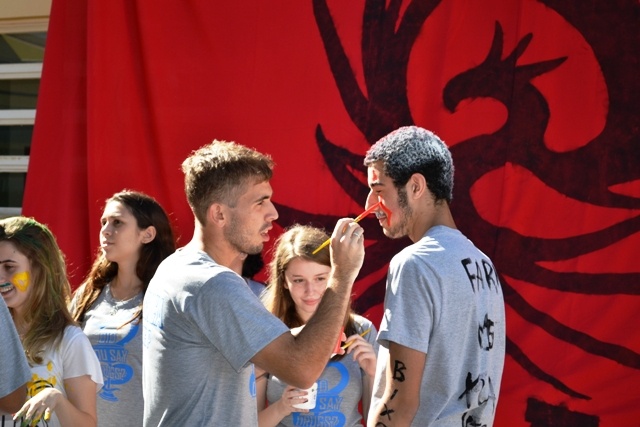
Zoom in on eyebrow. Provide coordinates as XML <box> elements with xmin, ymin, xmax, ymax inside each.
<box><xmin>102</xmin><ymin>213</ymin><xmax>124</xmax><ymax>218</ymax></box>
<box><xmin>0</xmin><ymin>259</ymin><xmax>16</xmax><ymax>264</ymax></box>
<box><xmin>254</xmin><ymin>194</ymin><xmax>271</xmax><ymax>204</ymax></box>
<box><xmin>289</xmin><ymin>273</ymin><xmax>329</xmax><ymax>278</ymax></box>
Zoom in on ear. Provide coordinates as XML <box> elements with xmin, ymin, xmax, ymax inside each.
<box><xmin>207</xmin><ymin>203</ymin><xmax>226</xmax><ymax>226</ymax></box>
<box><xmin>408</xmin><ymin>173</ymin><xmax>427</xmax><ymax>199</ymax></box>
<box><xmin>141</xmin><ymin>226</ymin><xmax>157</xmax><ymax>244</ymax></box>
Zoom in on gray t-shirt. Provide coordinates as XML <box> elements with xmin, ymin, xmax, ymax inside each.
<box><xmin>266</xmin><ymin>315</ymin><xmax>378</xmax><ymax>427</ymax></box>
<box><xmin>142</xmin><ymin>247</ymin><xmax>289</xmax><ymax>427</ymax></box>
<box><xmin>75</xmin><ymin>284</ymin><xmax>144</xmax><ymax>427</ymax></box>
<box><xmin>370</xmin><ymin>226</ymin><xmax>506</xmax><ymax>426</ymax></box>
<box><xmin>0</xmin><ymin>298</ymin><xmax>30</xmax><ymax>408</ymax></box>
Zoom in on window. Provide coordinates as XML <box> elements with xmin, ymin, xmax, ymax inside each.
<box><xmin>0</xmin><ymin>26</ymin><xmax>47</xmax><ymax>217</ymax></box>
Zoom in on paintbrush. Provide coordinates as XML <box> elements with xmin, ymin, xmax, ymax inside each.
<box><xmin>341</xmin><ymin>328</ymin><xmax>372</xmax><ymax>350</ymax></box>
<box><xmin>311</xmin><ymin>202</ymin><xmax>383</xmax><ymax>255</ymax></box>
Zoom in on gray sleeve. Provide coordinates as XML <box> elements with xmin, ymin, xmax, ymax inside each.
<box><xmin>190</xmin><ymin>271</ymin><xmax>289</xmax><ymax>372</ymax></box>
<box><xmin>377</xmin><ymin>253</ymin><xmax>438</xmax><ymax>354</ymax></box>
<box><xmin>0</xmin><ymin>300</ymin><xmax>31</xmax><ymax>397</ymax></box>
<box><xmin>355</xmin><ymin>315</ymin><xmax>379</xmax><ymax>353</ymax></box>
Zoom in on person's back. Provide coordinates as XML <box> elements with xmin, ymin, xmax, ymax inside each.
<box><xmin>371</xmin><ymin>226</ymin><xmax>505</xmax><ymax>425</ymax></box>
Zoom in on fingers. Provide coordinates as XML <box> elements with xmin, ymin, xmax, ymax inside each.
<box><xmin>346</xmin><ymin>336</ymin><xmax>375</xmax><ymax>360</ymax></box>
<box><xmin>333</xmin><ymin>218</ymin><xmax>364</xmax><ymax>242</ymax></box>
<box><xmin>330</xmin><ymin>218</ymin><xmax>365</xmax><ymax>281</ymax></box>
<box><xmin>282</xmin><ymin>387</ymin><xmax>310</xmax><ymax>413</ymax></box>
<box><xmin>14</xmin><ymin>403</ymin><xmax>48</xmax><ymax>426</ymax></box>
<box><xmin>351</xmin><ymin>228</ymin><xmax>364</xmax><ymax>239</ymax></box>
<box><xmin>345</xmin><ymin>337</ymin><xmax>377</xmax><ymax>377</ymax></box>
<box><xmin>13</xmin><ymin>389</ymin><xmax>56</xmax><ymax>426</ymax></box>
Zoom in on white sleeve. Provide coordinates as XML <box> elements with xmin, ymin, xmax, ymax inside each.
<box><xmin>61</xmin><ymin>326</ymin><xmax>104</xmax><ymax>390</ymax></box>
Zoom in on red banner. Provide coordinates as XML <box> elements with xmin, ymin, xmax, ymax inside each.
<box><xmin>23</xmin><ymin>1</ymin><xmax>640</xmax><ymax>425</ymax></box>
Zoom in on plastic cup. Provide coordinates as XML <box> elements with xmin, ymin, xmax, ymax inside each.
<box><xmin>292</xmin><ymin>382</ymin><xmax>317</xmax><ymax>409</ymax></box>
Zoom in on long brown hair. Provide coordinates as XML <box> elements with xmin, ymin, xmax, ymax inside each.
<box><xmin>71</xmin><ymin>190</ymin><xmax>176</xmax><ymax>324</ymax></box>
<box><xmin>262</xmin><ymin>224</ymin><xmax>358</xmax><ymax>343</ymax></box>
<box><xmin>0</xmin><ymin>216</ymin><xmax>74</xmax><ymax>365</ymax></box>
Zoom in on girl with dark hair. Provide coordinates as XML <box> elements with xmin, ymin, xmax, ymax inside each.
<box><xmin>0</xmin><ymin>216</ymin><xmax>102</xmax><ymax>427</ymax></box>
<box><xmin>70</xmin><ymin>190</ymin><xmax>176</xmax><ymax>427</ymax></box>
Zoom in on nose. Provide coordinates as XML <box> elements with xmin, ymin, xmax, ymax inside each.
<box><xmin>365</xmin><ymin>191</ymin><xmax>377</xmax><ymax>210</ymax></box>
<box><xmin>303</xmin><ymin>281</ymin><xmax>314</xmax><ymax>294</ymax></box>
<box><xmin>101</xmin><ymin>222</ymin><xmax>111</xmax><ymax>236</ymax></box>
<box><xmin>267</xmin><ymin>200</ymin><xmax>279</xmax><ymax>222</ymax></box>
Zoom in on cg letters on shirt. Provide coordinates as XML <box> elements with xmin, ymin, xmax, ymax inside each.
<box><xmin>459</xmin><ymin>256</ymin><xmax>502</xmax><ymax>423</ymax></box>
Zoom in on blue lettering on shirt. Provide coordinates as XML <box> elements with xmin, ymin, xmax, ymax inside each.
<box><xmin>292</xmin><ymin>361</ymin><xmax>350</xmax><ymax>427</ymax></box>
<box><xmin>94</xmin><ymin>323</ymin><xmax>138</xmax><ymax>402</ymax></box>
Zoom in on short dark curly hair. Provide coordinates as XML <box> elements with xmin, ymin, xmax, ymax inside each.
<box><xmin>364</xmin><ymin>126</ymin><xmax>454</xmax><ymax>203</ymax></box>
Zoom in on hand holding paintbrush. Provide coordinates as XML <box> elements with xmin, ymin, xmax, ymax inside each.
<box><xmin>312</xmin><ymin>201</ymin><xmax>390</xmax><ymax>254</ymax></box>
<box><xmin>341</xmin><ymin>328</ymin><xmax>377</xmax><ymax>377</ymax></box>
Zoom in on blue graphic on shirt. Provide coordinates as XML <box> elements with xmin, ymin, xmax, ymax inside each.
<box><xmin>292</xmin><ymin>361</ymin><xmax>349</xmax><ymax>427</ymax></box>
<box><xmin>250</xmin><ymin>365</ymin><xmax>257</xmax><ymax>397</ymax></box>
<box><xmin>93</xmin><ymin>323</ymin><xmax>138</xmax><ymax>402</ymax></box>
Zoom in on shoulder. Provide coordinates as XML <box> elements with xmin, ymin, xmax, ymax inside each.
<box><xmin>72</xmin><ymin>282</ymin><xmax>86</xmax><ymax>296</ymax></box>
<box><xmin>51</xmin><ymin>325</ymin><xmax>94</xmax><ymax>361</ymax></box>
<box><xmin>388</xmin><ymin>244</ymin><xmax>429</xmax><ymax>277</ymax></box>
<box><xmin>69</xmin><ymin>282</ymin><xmax>87</xmax><ymax>305</ymax></box>
<box><xmin>353</xmin><ymin>314</ymin><xmax>375</xmax><ymax>331</ymax></box>
<box><xmin>62</xmin><ymin>324</ymin><xmax>88</xmax><ymax>342</ymax></box>
<box><xmin>391</xmin><ymin>226</ymin><xmax>466</xmax><ymax>270</ymax></box>
<box><xmin>164</xmin><ymin>247</ymin><xmax>240</xmax><ymax>284</ymax></box>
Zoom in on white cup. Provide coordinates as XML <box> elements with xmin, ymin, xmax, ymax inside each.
<box><xmin>292</xmin><ymin>382</ymin><xmax>317</xmax><ymax>409</ymax></box>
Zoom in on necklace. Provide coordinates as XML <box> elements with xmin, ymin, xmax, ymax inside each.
<box><xmin>104</xmin><ymin>283</ymin><xmax>143</xmax><ymax>316</ymax></box>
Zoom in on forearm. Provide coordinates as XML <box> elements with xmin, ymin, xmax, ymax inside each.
<box><xmin>252</xmin><ymin>217</ymin><xmax>364</xmax><ymax>387</ymax></box>
<box><xmin>0</xmin><ymin>386</ymin><xmax>27</xmax><ymax>413</ymax></box>
<box><xmin>262</xmin><ymin>275</ymin><xmax>355</xmax><ymax>387</ymax></box>
<box><xmin>57</xmin><ymin>376</ymin><xmax>98</xmax><ymax>427</ymax></box>
<box><xmin>52</xmin><ymin>396</ymin><xmax>97</xmax><ymax>427</ymax></box>
<box><xmin>369</xmin><ymin>401</ymin><xmax>418</xmax><ymax>427</ymax></box>
<box><xmin>368</xmin><ymin>343</ymin><xmax>425</xmax><ymax>427</ymax></box>
<box><xmin>302</xmin><ymin>277</ymin><xmax>351</xmax><ymax>339</ymax></box>
<box><xmin>362</xmin><ymin>374</ymin><xmax>373</xmax><ymax>420</ymax></box>
<box><xmin>294</xmin><ymin>275</ymin><xmax>354</xmax><ymax>372</ymax></box>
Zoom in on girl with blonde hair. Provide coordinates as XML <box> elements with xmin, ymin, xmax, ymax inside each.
<box><xmin>0</xmin><ymin>216</ymin><xmax>102</xmax><ymax>426</ymax></box>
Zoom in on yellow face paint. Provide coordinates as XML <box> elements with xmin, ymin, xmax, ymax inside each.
<box><xmin>11</xmin><ymin>271</ymin><xmax>30</xmax><ymax>292</ymax></box>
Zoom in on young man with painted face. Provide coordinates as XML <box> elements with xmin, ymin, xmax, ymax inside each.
<box><xmin>364</xmin><ymin>126</ymin><xmax>506</xmax><ymax>427</ymax></box>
